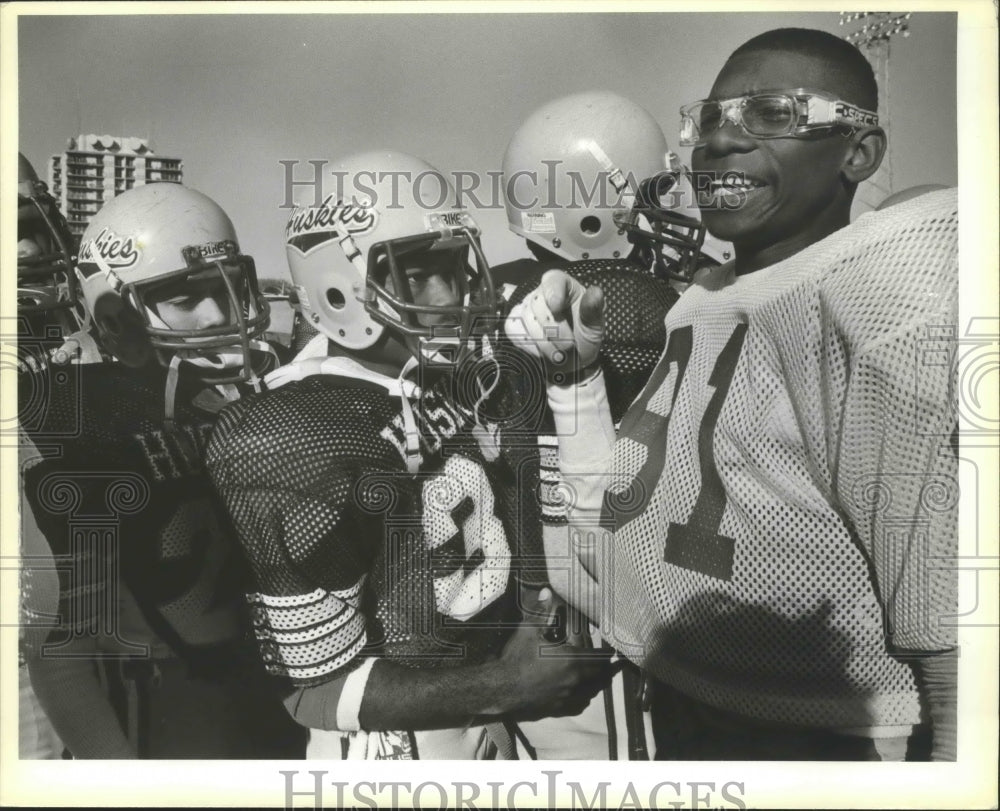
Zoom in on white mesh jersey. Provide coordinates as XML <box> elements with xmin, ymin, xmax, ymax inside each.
<box><xmin>600</xmin><ymin>188</ymin><xmax>958</xmax><ymax>730</ymax></box>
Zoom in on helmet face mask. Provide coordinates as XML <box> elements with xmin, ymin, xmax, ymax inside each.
<box><xmin>76</xmin><ymin>183</ymin><xmax>270</xmax><ymax>383</ymax></box>
<box><xmin>17</xmin><ymin>154</ymin><xmax>80</xmax><ymax>328</ymax></box>
<box><xmin>365</xmin><ymin>228</ymin><xmax>498</xmax><ymax>370</ymax></box>
<box><xmin>285</xmin><ymin>152</ymin><xmax>500</xmax><ymax>374</ymax></box>
<box><xmin>616</xmin><ymin>171</ymin><xmax>710</xmax><ymax>283</ymax></box>
<box><xmin>124</xmin><ymin>245</ymin><xmax>270</xmax><ymax>382</ymax></box>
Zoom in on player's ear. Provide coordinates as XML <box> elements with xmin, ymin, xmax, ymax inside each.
<box><xmin>841</xmin><ymin>126</ymin><xmax>887</xmax><ymax>184</ymax></box>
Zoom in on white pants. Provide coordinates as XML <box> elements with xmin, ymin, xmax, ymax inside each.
<box><xmin>306</xmin><ymin>724</ymin><xmax>507</xmax><ymax>760</ymax></box>
<box><xmin>516</xmin><ymin>629</ymin><xmax>654</xmax><ymax>760</ymax></box>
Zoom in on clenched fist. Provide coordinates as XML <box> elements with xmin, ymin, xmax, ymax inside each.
<box><xmin>492</xmin><ymin>587</ymin><xmax>620</xmax><ymax>721</ymax></box>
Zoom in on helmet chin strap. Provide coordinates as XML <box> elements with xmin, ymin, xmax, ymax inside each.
<box><xmin>469</xmin><ymin>333</ymin><xmax>501</xmax><ymax>462</ymax></box>
<box><xmin>147</xmin><ymin>309</ymin><xmax>275</xmax><ymax>425</ymax></box>
<box><xmin>394</xmin><ymin>342</ymin><xmax>502</xmax><ymax>471</ymax></box>
<box><xmin>396</xmin><ymin>354</ymin><xmax>422</xmax><ymax>474</ymax></box>
<box><xmin>173</xmin><ymin>338</ymin><xmax>278</xmax><ymax>385</ymax></box>
<box><xmin>416</xmin><ymin>336</ymin><xmax>461</xmax><ymax>367</ymax></box>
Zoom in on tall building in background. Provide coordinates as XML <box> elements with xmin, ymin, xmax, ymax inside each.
<box><xmin>48</xmin><ymin>134</ymin><xmax>183</xmax><ymax>237</ymax></box>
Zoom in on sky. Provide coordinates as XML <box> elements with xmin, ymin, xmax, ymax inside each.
<box><xmin>15</xmin><ymin>9</ymin><xmax>958</xmax><ymax>280</ymax></box>
<box><xmin>2</xmin><ymin>5</ymin><xmax>998</xmax><ymax>808</ymax></box>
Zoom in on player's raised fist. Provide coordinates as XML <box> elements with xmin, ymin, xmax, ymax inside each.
<box><xmin>504</xmin><ymin>270</ymin><xmax>605</xmax><ymax>385</ymax></box>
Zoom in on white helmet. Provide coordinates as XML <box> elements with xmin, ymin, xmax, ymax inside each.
<box><xmin>284</xmin><ymin>151</ymin><xmax>498</xmax><ymax>369</ymax></box>
<box><xmin>75</xmin><ymin>183</ymin><xmax>270</xmax><ymax>380</ymax></box>
<box><xmin>502</xmin><ymin>91</ymin><xmax>716</xmax><ymax>281</ymax></box>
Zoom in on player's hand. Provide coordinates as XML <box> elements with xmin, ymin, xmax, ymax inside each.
<box><xmin>504</xmin><ymin>270</ymin><xmax>605</xmax><ymax>386</ymax></box>
<box><xmin>494</xmin><ymin>587</ymin><xmax>620</xmax><ymax>721</ymax></box>
<box><xmin>519</xmin><ymin>582</ymin><xmax>592</xmax><ymax>649</ymax></box>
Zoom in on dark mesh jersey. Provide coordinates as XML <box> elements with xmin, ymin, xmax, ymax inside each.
<box><xmin>501</xmin><ymin>258</ymin><xmax>679</xmax><ymax>424</ymax></box>
<box><xmin>205</xmin><ymin>368</ymin><xmax>523</xmax><ymax>688</ymax></box>
<box><xmin>493</xmin><ymin>258</ymin><xmax>680</xmax><ymax>585</ymax></box>
<box><xmin>18</xmin><ymin>358</ymin><xmax>255</xmax><ymax>668</ymax></box>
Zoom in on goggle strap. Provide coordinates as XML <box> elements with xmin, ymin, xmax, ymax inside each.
<box><xmin>806</xmin><ymin>96</ymin><xmax>837</xmax><ymax>125</ymax></box>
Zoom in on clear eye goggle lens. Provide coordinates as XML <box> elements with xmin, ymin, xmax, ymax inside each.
<box><xmin>679</xmin><ymin>95</ymin><xmax>799</xmax><ymax>146</ymax></box>
<box><xmin>679</xmin><ymin>91</ymin><xmax>878</xmax><ymax>147</ymax></box>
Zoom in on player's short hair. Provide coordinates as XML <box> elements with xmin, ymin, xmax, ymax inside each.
<box><xmin>728</xmin><ymin>28</ymin><xmax>878</xmax><ymax>113</ymax></box>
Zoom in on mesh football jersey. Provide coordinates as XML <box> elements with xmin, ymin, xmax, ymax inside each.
<box><xmin>499</xmin><ymin>258</ymin><xmax>679</xmax><ymax>760</ymax></box>
<box><xmin>19</xmin><ymin>358</ymin><xmax>251</xmax><ymax>664</ymax></box>
<box><xmin>205</xmin><ymin>362</ymin><xmax>522</xmax><ymax>688</ymax></box>
<box><xmin>501</xmin><ymin>259</ymin><xmax>680</xmax><ymax>566</ymax></box>
<box><xmin>600</xmin><ymin>188</ymin><xmax>959</xmax><ymax>730</ymax></box>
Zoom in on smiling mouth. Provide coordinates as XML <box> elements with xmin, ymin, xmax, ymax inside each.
<box><xmin>715</xmin><ymin>176</ymin><xmax>765</xmax><ymax>190</ymax></box>
<box><xmin>700</xmin><ymin>175</ymin><xmax>768</xmax><ymax>208</ymax></box>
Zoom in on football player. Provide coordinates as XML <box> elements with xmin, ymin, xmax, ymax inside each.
<box><xmin>16</xmin><ymin>152</ymin><xmax>90</xmax><ymax>341</ymax></box>
<box><xmin>16</xmin><ymin>151</ymin><xmax>77</xmax><ymax>759</ymax></box>
<box><xmin>496</xmin><ymin>91</ymin><xmax>728</xmax><ymax>759</ymax></box>
<box><xmin>20</xmin><ymin>182</ymin><xmax>306</xmax><ymax>758</ymax></box>
<box><xmin>507</xmin><ymin>28</ymin><xmax>957</xmax><ymax>761</ymax></box>
<box><xmin>205</xmin><ymin>151</ymin><xmax>618</xmax><ymax>760</ymax></box>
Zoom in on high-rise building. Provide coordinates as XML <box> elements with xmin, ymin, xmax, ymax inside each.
<box><xmin>48</xmin><ymin>134</ymin><xmax>183</xmax><ymax>237</ymax></box>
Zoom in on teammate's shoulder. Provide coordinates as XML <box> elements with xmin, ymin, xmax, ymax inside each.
<box><xmin>871</xmin><ymin>185</ymin><xmax>957</xmax><ymax>218</ymax></box>
<box><xmin>207</xmin><ymin>373</ymin><xmax>405</xmax><ymax>489</ymax></box>
<box><xmin>19</xmin><ymin>358</ymin><xmax>162</xmax><ymax>440</ymax></box>
<box><xmin>247</xmin><ymin>373</ymin><xmax>392</xmax><ymax>420</ymax></box>
<box><xmin>581</xmin><ymin>259</ymin><xmax>680</xmax><ymax>316</ymax></box>
<box><xmin>830</xmin><ymin>186</ymin><xmax>957</xmax><ymax>257</ymax></box>
<box><xmin>213</xmin><ymin>369</ymin><xmax>399</xmax><ymax>451</ymax></box>
<box><xmin>564</xmin><ymin>256</ymin><xmax>641</xmax><ymax>281</ymax></box>
<box><xmin>816</xmin><ymin>188</ymin><xmax>958</xmax><ymax>345</ymax></box>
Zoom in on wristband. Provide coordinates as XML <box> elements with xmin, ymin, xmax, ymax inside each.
<box><xmin>547</xmin><ymin>360</ymin><xmax>601</xmax><ymax>388</ymax></box>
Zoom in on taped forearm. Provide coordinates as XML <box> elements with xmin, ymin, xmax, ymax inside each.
<box><xmin>546</xmin><ymin>369</ymin><xmax>615</xmax><ymax>526</ymax></box>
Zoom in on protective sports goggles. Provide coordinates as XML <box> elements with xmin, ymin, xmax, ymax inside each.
<box><xmin>679</xmin><ymin>89</ymin><xmax>879</xmax><ymax>147</ymax></box>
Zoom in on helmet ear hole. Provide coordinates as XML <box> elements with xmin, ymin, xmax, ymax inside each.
<box><xmin>326</xmin><ymin>288</ymin><xmax>346</xmax><ymax>310</ymax></box>
<box><xmin>580</xmin><ymin>215</ymin><xmax>602</xmax><ymax>235</ymax></box>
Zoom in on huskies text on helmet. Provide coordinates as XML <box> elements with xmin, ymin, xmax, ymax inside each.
<box><xmin>284</xmin><ymin>151</ymin><xmax>499</xmax><ymax>370</ymax></box>
<box><xmin>75</xmin><ymin>183</ymin><xmax>270</xmax><ymax>382</ymax></box>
